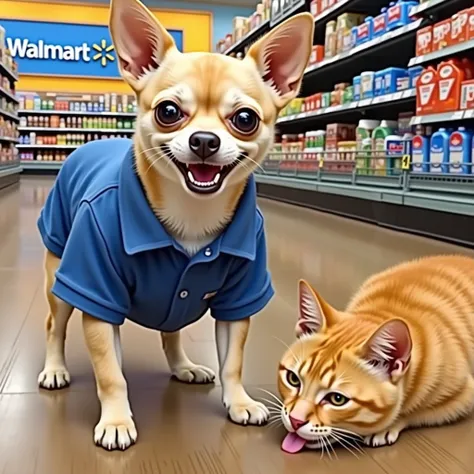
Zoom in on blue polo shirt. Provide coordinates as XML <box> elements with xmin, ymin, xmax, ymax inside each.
<box><xmin>38</xmin><ymin>138</ymin><xmax>274</xmax><ymax>332</ymax></box>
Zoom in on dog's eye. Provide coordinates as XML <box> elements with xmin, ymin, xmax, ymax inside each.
<box><xmin>155</xmin><ymin>101</ymin><xmax>184</xmax><ymax>127</ymax></box>
<box><xmin>230</xmin><ymin>108</ymin><xmax>259</xmax><ymax>135</ymax></box>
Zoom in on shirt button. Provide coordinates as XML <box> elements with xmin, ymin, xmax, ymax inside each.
<box><xmin>204</xmin><ymin>248</ymin><xmax>212</xmax><ymax>257</ymax></box>
<box><xmin>179</xmin><ymin>290</ymin><xmax>189</xmax><ymax>299</ymax></box>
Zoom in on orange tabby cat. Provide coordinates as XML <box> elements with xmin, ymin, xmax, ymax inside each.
<box><xmin>278</xmin><ymin>255</ymin><xmax>474</xmax><ymax>454</ymax></box>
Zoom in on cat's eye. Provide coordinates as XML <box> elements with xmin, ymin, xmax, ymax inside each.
<box><xmin>155</xmin><ymin>100</ymin><xmax>184</xmax><ymax>127</ymax></box>
<box><xmin>230</xmin><ymin>108</ymin><xmax>260</xmax><ymax>135</ymax></box>
<box><xmin>286</xmin><ymin>371</ymin><xmax>301</xmax><ymax>388</ymax></box>
<box><xmin>325</xmin><ymin>392</ymin><xmax>350</xmax><ymax>407</ymax></box>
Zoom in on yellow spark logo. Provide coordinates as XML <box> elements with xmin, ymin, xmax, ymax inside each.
<box><xmin>92</xmin><ymin>39</ymin><xmax>115</xmax><ymax>67</ymax></box>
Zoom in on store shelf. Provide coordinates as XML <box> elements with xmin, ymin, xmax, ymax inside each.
<box><xmin>0</xmin><ymin>163</ymin><xmax>21</xmax><ymax>177</ymax></box>
<box><xmin>0</xmin><ymin>109</ymin><xmax>19</xmax><ymax>122</ymax></box>
<box><xmin>270</xmin><ymin>0</ymin><xmax>306</xmax><ymax>27</ymax></box>
<box><xmin>0</xmin><ymin>63</ymin><xmax>19</xmax><ymax>83</ymax></box>
<box><xmin>0</xmin><ymin>137</ymin><xmax>19</xmax><ymax>143</ymax></box>
<box><xmin>305</xmin><ymin>19</ymin><xmax>423</xmax><ymax>77</ymax></box>
<box><xmin>313</xmin><ymin>0</ymin><xmax>386</xmax><ymax>26</ymax></box>
<box><xmin>277</xmin><ymin>89</ymin><xmax>416</xmax><ymax>124</ymax></box>
<box><xmin>409</xmin><ymin>0</ymin><xmax>472</xmax><ymax>17</ymax></box>
<box><xmin>408</xmin><ymin>39</ymin><xmax>474</xmax><ymax>67</ymax></box>
<box><xmin>19</xmin><ymin>127</ymin><xmax>134</xmax><ymax>133</ymax></box>
<box><xmin>0</xmin><ymin>87</ymin><xmax>19</xmax><ymax>104</ymax></box>
<box><xmin>409</xmin><ymin>110</ymin><xmax>471</xmax><ymax>125</ymax></box>
<box><xmin>255</xmin><ymin>173</ymin><xmax>474</xmax><ymax>216</ymax></box>
<box><xmin>17</xmin><ymin>144</ymin><xmax>78</xmax><ymax>149</ymax></box>
<box><xmin>18</xmin><ymin>109</ymin><xmax>136</xmax><ymax>117</ymax></box>
<box><xmin>224</xmin><ymin>20</ymin><xmax>270</xmax><ymax>55</ymax></box>
<box><xmin>21</xmin><ymin>161</ymin><xmax>63</xmax><ymax>170</ymax></box>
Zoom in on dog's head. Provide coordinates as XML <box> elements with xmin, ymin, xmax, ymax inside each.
<box><xmin>110</xmin><ymin>0</ymin><xmax>313</xmax><ymax>197</ymax></box>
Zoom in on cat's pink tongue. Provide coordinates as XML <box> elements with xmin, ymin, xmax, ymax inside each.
<box><xmin>282</xmin><ymin>433</ymin><xmax>306</xmax><ymax>454</ymax></box>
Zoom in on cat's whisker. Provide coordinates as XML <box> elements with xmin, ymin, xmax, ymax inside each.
<box><xmin>257</xmin><ymin>389</ymin><xmax>284</xmax><ymax>407</ymax></box>
<box><xmin>331</xmin><ymin>432</ymin><xmax>364</xmax><ymax>457</ymax></box>
<box><xmin>332</xmin><ymin>427</ymin><xmax>363</xmax><ymax>441</ymax></box>
<box><xmin>271</xmin><ymin>336</ymin><xmax>302</xmax><ymax>366</ymax></box>
<box><xmin>326</xmin><ymin>437</ymin><xmax>338</xmax><ymax>460</ymax></box>
<box><xmin>259</xmin><ymin>396</ymin><xmax>284</xmax><ymax>410</ymax></box>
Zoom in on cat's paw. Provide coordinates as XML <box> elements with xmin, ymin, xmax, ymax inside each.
<box><xmin>171</xmin><ymin>364</ymin><xmax>215</xmax><ymax>384</ymax></box>
<box><xmin>364</xmin><ymin>428</ymin><xmax>401</xmax><ymax>448</ymax></box>
<box><xmin>223</xmin><ymin>392</ymin><xmax>269</xmax><ymax>426</ymax></box>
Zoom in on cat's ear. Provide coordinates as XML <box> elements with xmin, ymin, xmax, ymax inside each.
<box><xmin>361</xmin><ymin>319</ymin><xmax>412</xmax><ymax>383</ymax></box>
<box><xmin>296</xmin><ymin>280</ymin><xmax>337</xmax><ymax>337</ymax></box>
<box><xmin>245</xmin><ymin>13</ymin><xmax>314</xmax><ymax>108</ymax></box>
<box><xmin>109</xmin><ymin>0</ymin><xmax>179</xmax><ymax>92</ymax></box>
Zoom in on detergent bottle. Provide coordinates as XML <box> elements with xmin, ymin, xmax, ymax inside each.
<box><xmin>430</xmin><ymin>128</ymin><xmax>450</xmax><ymax>173</ymax></box>
<box><xmin>449</xmin><ymin>127</ymin><xmax>473</xmax><ymax>174</ymax></box>
<box><xmin>372</xmin><ymin>120</ymin><xmax>398</xmax><ymax>175</ymax></box>
<box><xmin>373</xmin><ymin>8</ymin><xmax>388</xmax><ymax>38</ymax></box>
<box><xmin>412</xmin><ymin>134</ymin><xmax>430</xmax><ymax>173</ymax></box>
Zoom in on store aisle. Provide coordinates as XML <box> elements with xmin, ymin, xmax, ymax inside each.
<box><xmin>0</xmin><ymin>178</ymin><xmax>473</xmax><ymax>474</ymax></box>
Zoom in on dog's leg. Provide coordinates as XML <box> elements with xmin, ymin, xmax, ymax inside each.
<box><xmin>161</xmin><ymin>331</ymin><xmax>215</xmax><ymax>383</ymax></box>
<box><xmin>215</xmin><ymin>319</ymin><xmax>269</xmax><ymax>425</ymax></box>
<box><xmin>83</xmin><ymin>313</ymin><xmax>137</xmax><ymax>451</ymax></box>
<box><xmin>38</xmin><ymin>250</ymin><xmax>74</xmax><ymax>390</ymax></box>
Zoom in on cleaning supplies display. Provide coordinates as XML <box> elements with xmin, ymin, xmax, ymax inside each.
<box><xmin>19</xmin><ymin>114</ymin><xmax>136</xmax><ymax>130</ymax></box>
<box><xmin>415</xmin><ymin>58</ymin><xmax>474</xmax><ymax>115</ymax></box>
<box><xmin>414</xmin><ymin>7</ymin><xmax>474</xmax><ymax>57</ymax></box>
<box><xmin>19</xmin><ymin>132</ymin><xmax>130</xmax><ymax>147</ymax></box>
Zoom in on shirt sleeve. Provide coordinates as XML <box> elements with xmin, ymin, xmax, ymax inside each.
<box><xmin>51</xmin><ymin>202</ymin><xmax>130</xmax><ymax>325</ymax></box>
<box><xmin>210</xmin><ymin>225</ymin><xmax>274</xmax><ymax>322</ymax></box>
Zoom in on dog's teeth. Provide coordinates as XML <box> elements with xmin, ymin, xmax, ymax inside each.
<box><xmin>188</xmin><ymin>171</ymin><xmax>195</xmax><ymax>183</ymax></box>
<box><xmin>213</xmin><ymin>173</ymin><xmax>221</xmax><ymax>184</ymax></box>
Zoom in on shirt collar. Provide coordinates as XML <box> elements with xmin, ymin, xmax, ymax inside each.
<box><xmin>119</xmin><ymin>147</ymin><xmax>257</xmax><ymax>260</ymax></box>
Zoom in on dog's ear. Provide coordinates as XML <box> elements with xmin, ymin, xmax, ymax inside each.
<box><xmin>245</xmin><ymin>13</ymin><xmax>314</xmax><ymax>108</ymax></box>
<box><xmin>109</xmin><ymin>0</ymin><xmax>179</xmax><ymax>92</ymax></box>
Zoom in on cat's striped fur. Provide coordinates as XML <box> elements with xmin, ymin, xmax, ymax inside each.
<box><xmin>278</xmin><ymin>255</ymin><xmax>474</xmax><ymax>453</ymax></box>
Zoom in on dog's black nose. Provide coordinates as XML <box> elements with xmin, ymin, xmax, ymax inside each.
<box><xmin>189</xmin><ymin>132</ymin><xmax>221</xmax><ymax>160</ymax></box>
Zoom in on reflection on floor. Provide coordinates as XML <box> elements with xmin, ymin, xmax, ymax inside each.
<box><xmin>0</xmin><ymin>177</ymin><xmax>473</xmax><ymax>474</ymax></box>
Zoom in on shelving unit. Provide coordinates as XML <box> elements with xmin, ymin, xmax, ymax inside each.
<box><xmin>19</xmin><ymin>127</ymin><xmax>134</xmax><ymax>134</ymax></box>
<box><xmin>220</xmin><ymin>0</ymin><xmax>474</xmax><ymax>246</ymax></box>
<box><xmin>18</xmin><ymin>109</ymin><xmax>136</xmax><ymax>117</ymax></box>
<box><xmin>0</xmin><ymin>27</ymin><xmax>20</xmax><ymax>189</ymax></box>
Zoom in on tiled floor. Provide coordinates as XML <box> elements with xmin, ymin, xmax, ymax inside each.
<box><xmin>1</xmin><ymin>177</ymin><xmax>473</xmax><ymax>473</ymax></box>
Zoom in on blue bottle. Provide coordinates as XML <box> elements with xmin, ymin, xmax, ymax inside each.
<box><xmin>356</xmin><ymin>17</ymin><xmax>374</xmax><ymax>45</ymax></box>
<box><xmin>430</xmin><ymin>128</ymin><xmax>450</xmax><ymax>173</ymax></box>
<box><xmin>374</xmin><ymin>70</ymin><xmax>385</xmax><ymax>96</ymax></box>
<box><xmin>412</xmin><ymin>134</ymin><xmax>430</xmax><ymax>172</ymax></box>
<box><xmin>383</xmin><ymin>67</ymin><xmax>409</xmax><ymax>94</ymax></box>
<box><xmin>353</xmin><ymin>76</ymin><xmax>361</xmax><ymax>100</ymax></box>
<box><xmin>449</xmin><ymin>128</ymin><xmax>473</xmax><ymax>174</ymax></box>
<box><xmin>386</xmin><ymin>1</ymin><xmax>419</xmax><ymax>31</ymax></box>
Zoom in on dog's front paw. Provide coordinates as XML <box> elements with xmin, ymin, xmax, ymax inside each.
<box><xmin>224</xmin><ymin>392</ymin><xmax>269</xmax><ymax>426</ymax></box>
<box><xmin>172</xmin><ymin>364</ymin><xmax>216</xmax><ymax>384</ymax></box>
<box><xmin>94</xmin><ymin>416</ymin><xmax>137</xmax><ymax>451</ymax></box>
<box><xmin>38</xmin><ymin>367</ymin><xmax>71</xmax><ymax>390</ymax></box>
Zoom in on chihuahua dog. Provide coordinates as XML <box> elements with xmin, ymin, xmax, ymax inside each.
<box><xmin>37</xmin><ymin>0</ymin><xmax>313</xmax><ymax>451</ymax></box>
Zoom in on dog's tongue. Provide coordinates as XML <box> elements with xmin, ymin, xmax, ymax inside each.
<box><xmin>188</xmin><ymin>164</ymin><xmax>220</xmax><ymax>182</ymax></box>
<box><xmin>282</xmin><ymin>433</ymin><xmax>306</xmax><ymax>454</ymax></box>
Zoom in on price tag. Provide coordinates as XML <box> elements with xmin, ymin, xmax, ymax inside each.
<box><xmin>359</xmin><ymin>99</ymin><xmax>372</xmax><ymax>107</ymax></box>
<box><xmin>298</xmin><ymin>113</ymin><xmax>307</xmax><ymax>119</ymax></box>
<box><xmin>402</xmin><ymin>89</ymin><xmax>415</xmax><ymax>99</ymax></box>
<box><xmin>349</xmin><ymin>101</ymin><xmax>359</xmax><ymax>108</ymax></box>
<box><xmin>372</xmin><ymin>96</ymin><xmax>385</xmax><ymax>104</ymax></box>
<box><xmin>465</xmin><ymin>109</ymin><xmax>474</xmax><ymax>119</ymax></box>
<box><xmin>393</xmin><ymin>92</ymin><xmax>403</xmax><ymax>100</ymax></box>
<box><xmin>401</xmin><ymin>154</ymin><xmax>411</xmax><ymax>170</ymax></box>
<box><xmin>450</xmin><ymin>111</ymin><xmax>464</xmax><ymax>120</ymax></box>
<box><xmin>411</xmin><ymin>116</ymin><xmax>422</xmax><ymax>125</ymax></box>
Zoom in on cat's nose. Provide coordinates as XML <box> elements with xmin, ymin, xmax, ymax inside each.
<box><xmin>289</xmin><ymin>415</ymin><xmax>308</xmax><ymax>431</ymax></box>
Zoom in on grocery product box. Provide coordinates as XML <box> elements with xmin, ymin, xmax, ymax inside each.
<box><xmin>460</xmin><ymin>79</ymin><xmax>474</xmax><ymax>110</ymax></box>
<box><xmin>416</xmin><ymin>26</ymin><xmax>433</xmax><ymax>56</ymax></box>
<box><xmin>309</xmin><ymin>45</ymin><xmax>325</xmax><ymax>65</ymax></box>
<box><xmin>451</xmin><ymin>9</ymin><xmax>470</xmax><ymax>45</ymax></box>
<box><xmin>433</xmin><ymin>19</ymin><xmax>451</xmax><ymax>50</ymax></box>
<box><xmin>310</xmin><ymin>0</ymin><xmax>320</xmax><ymax>18</ymax></box>
<box><xmin>469</xmin><ymin>7</ymin><xmax>474</xmax><ymax>40</ymax></box>
<box><xmin>437</xmin><ymin>61</ymin><xmax>464</xmax><ymax>112</ymax></box>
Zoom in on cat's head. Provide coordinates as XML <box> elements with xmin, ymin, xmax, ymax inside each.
<box><xmin>278</xmin><ymin>280</ymin><xmax>412</xmax><ymax>453</ymax></box>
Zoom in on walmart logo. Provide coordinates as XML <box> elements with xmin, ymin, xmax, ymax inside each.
<box><xmin>7</xmin><ymin>37</ymin><xmax>115</xmax><ymax>68</ymax></box>
<box><xmin>92</xmin><ymin>39</ymin><xmax>115</xmax><ymax>67</ymax></box>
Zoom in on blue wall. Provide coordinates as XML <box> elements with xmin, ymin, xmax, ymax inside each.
<box><xmin>63</xmin><ymin>0</ymin><xmax>253</xmax><ymax>49</ymax></box>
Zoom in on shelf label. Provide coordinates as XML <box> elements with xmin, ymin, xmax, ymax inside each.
<box><xmin>401</xmin><ymin>154</ymin><xmax>411</xmax><ymax>170</ymax></box>
<box><xmin>450</xmin><ymin>111</ymin><xmax>464</xmax><ymax>120</ymax></box>
<box><xmin>359</xmin><ymin>99</ymin><xmax>372</xmax><ymax>107</ymax></box>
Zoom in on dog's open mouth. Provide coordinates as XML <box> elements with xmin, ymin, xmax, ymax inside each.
<box><xmin>162</xmin><ymin>146</ymin><xmax>240</xmax><ymax>194</ymax></box>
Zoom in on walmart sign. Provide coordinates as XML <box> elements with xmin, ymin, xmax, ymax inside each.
<box><xmin>1</xmin><ymin>19</ymin><xmax>183</xmax><ymax>79</ymax></box>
